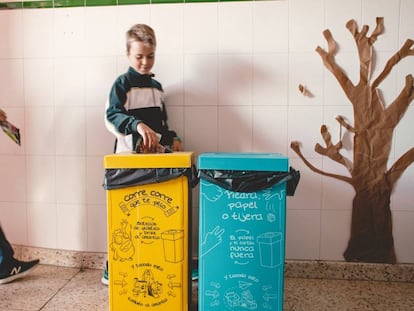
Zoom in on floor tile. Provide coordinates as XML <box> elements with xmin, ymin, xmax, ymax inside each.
<box><xmin>41</xmin><ymin>269</ymin><xmax>108</xmax><ymax>311</ymax></box>
<box><xmin>283</xmin><ymin>277</ymin><xmax>414</xmax><ymax>311</ymax></box>
<box><xmin>0</xmin><ymin>265</ymin><xmax>79</xmax><ymax>311</ymax></box>
<box><xmin>1</xmin><ymin>265</ymin><xmax>414</xmax><ymax>311</ymax></box>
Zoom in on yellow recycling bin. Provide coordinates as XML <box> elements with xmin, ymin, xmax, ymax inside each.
<box><xmin>104</xmin><ymin>152</ymin><xmax>194</xmax><ymax>311</ymax></box>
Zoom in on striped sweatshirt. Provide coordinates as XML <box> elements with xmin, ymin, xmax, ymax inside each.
<box><xmin>105</xmin><ymin>67</ymin><xmax>177</xmax><ymax>153</ymax></box>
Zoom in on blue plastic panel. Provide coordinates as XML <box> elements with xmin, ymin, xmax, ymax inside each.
<box><xmin>198</xmin><ymin>152</ymin><xmax>288</xmax><ymax>311</ymax></box>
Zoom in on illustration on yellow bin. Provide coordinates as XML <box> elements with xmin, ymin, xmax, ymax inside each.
<box><xmin>161</xmin><ymin>229</ymin><xmax>184</xmax><ymax>263</ymax></box>
<box><xmin>104</xmin><ymin>152</ymin><xmax>194</xmax><ymax>311</ymax></box>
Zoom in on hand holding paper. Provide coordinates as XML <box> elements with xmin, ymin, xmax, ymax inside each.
<box><xmin>0</xmin><ymin>109</ymin><xmax>21</xmax><ymax>145</ymax></box>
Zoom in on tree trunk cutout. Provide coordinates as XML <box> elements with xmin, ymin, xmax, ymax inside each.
<box><xmin>291</xmin><ymin>18</ymin><xmax>414</xmax><ymax>263</ymax></box>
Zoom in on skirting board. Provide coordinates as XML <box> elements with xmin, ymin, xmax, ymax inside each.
<box><xmin>12</xmin><ymin>245</ymin><xmax>414</xmax><ymax>283</ymax></box>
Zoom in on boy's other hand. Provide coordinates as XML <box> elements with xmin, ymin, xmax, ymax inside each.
<box><xmin>172</xmin><ymin>140</ymin><xmax>183</xmax><ymax>152</ymax></box>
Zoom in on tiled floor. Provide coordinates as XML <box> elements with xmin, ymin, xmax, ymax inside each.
<box><xmin>1</xmin><ymin>264</ymin><xmax>414</xmax><ymax>311</ymax></box>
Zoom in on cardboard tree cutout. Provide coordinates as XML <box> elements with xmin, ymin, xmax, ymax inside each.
<box><xmin>291</xmin><ymin>18</ymin><xmax>414</xmax><ymax>264</ymax></box>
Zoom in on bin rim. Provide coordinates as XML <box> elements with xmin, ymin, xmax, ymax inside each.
<box><xmin>198</xmin><ymin>152</ymin><xmax>289</xmax><ymax>172</ymax></box>
<box><xmin>104</xmin><ymin>152</ymin><xmax>194</xmax><ymax>169</ymax></box>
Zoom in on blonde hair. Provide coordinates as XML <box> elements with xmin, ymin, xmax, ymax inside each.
<box><xmin>126</xmin><ymin>24</ymin><xmax>156</xmax><ymax>53</ymax></box>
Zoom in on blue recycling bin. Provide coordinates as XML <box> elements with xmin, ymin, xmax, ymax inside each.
<box><xmin>198</xmin><ymin>153</ymin><xmax>292</xmax><ymax>311</ymax></box>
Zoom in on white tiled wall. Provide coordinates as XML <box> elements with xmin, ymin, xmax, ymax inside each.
<box><xmin>0</xmin><ymin>0</ymin><xmax>413</xmax><ymax>263</ymax></box>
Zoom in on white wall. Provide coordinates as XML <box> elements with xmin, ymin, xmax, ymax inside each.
<box><xmin>0</xmin><ymin>0</ymin><xmax>413</xmax><ymax>263</ymax></box>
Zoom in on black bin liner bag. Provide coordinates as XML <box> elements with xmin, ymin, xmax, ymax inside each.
<box><xmin>103</xmin><ymin>166</ymin><xmax>199</xmax><ymax>190</ymax></box>
<box><xmin>198</xmin><ymin>166</ymin><xmax>300</xmax><ymax>195</ymax></box>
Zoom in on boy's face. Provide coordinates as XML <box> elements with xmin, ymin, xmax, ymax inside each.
<box><xmin>127</xmin><ymin>41</ymin><xmax>155</xmax><ymax>75</ymax></box>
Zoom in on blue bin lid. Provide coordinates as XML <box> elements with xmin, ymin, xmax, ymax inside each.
<box><xmin>198</xmin><ymin>152</ymin><xmax>288</xmax><ymax>172</ymax></box>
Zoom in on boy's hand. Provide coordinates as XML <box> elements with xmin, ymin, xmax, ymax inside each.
<box><xmin>0</xmin><ymin>109</ymin><xmax>7</xmax><ymax>122</ymax></box>
<box><xmin>172</xmin><ymin>140</ymin><xmax>183</xmax><ymax>152</ymax></box>
<box><xmin>137</xmin><ymin>122</ymin><xmax>159</xmax><ymax>153</ymax></box>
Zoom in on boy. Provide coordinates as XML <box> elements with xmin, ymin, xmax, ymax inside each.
<box><xmin>103</xmin><ymin>24</ymin><xmax>183</xmax><ymax>285</ymax></box>
<box><xmin>0</xmin><ymin>109</ymin><xmax>40</xmax><ymax>284</ymax></box>
<box><xmin>105</xmin><ymin>24</ymin><xmax>182</xmax><ymax>154</ymax></box>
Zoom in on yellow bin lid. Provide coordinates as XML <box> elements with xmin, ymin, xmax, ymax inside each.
<box><xmin>104</xmin><ymin>152</ymin><xmax>193</xmax><ymax>169</ymax></box>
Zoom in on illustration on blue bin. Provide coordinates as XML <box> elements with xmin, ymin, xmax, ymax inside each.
<box><xmin>200</xmin><ymin>225</ymin><xmax>225</xmax><ymax>257</ymax></box>
<box><xmin>257</xmin><ymin>232</ymin><xmax>283</xmax><ymax>268</ymax></box>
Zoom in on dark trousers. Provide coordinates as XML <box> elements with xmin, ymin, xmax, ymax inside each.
<box><xmin>0</xmin><ymin>225</ymin><xmax>14</xmax><ymax>263</ymax></box>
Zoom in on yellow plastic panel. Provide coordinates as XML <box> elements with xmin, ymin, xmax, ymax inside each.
<box><xmin>107</xmin><ymin>176</ymin><xmax>189</xmax><ymax>311</ymax></box>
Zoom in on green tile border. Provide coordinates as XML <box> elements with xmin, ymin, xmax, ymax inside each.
<box><xmin>54</xmin><ymin>0</ymin><xmax>84</xmax><ymax>7</ymax></box>
<box><xmin>23</xmin><ymin>0</ymin><xmax>54</xmax><ymax>8</ymax></box>
<box><xmin>0</xmin><ymin>1</ymin><xmax>23</xmax><ymax>9</ymax></box>
<box><xmin>152</xmin><ymin>0</ymin><xmax>184</xmax><ymax>3</ymax></box>
<box><xmin>118</xmin><ymin>0</ymin><xmax>149</xmax><ymax>5</ymax></box>
<box><xmin>185</xmin><ymin>0</ymin><xmax>216</xmax><ymax>2</ymax></box>
<box><xmin>0</xmin><ymin>0</ymin><xmax>270</xmax><ymax>10</ymax></box>
<box><xmin>85</xmin><ymin>0</ymin><xmax>116</xmax><ymax>6</ymax></box>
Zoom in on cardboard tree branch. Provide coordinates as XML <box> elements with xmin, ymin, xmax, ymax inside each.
<box><xmin>291</xmin><ymin>18</ymin><xmax>414</xmax><ymax>263</ymax></box>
